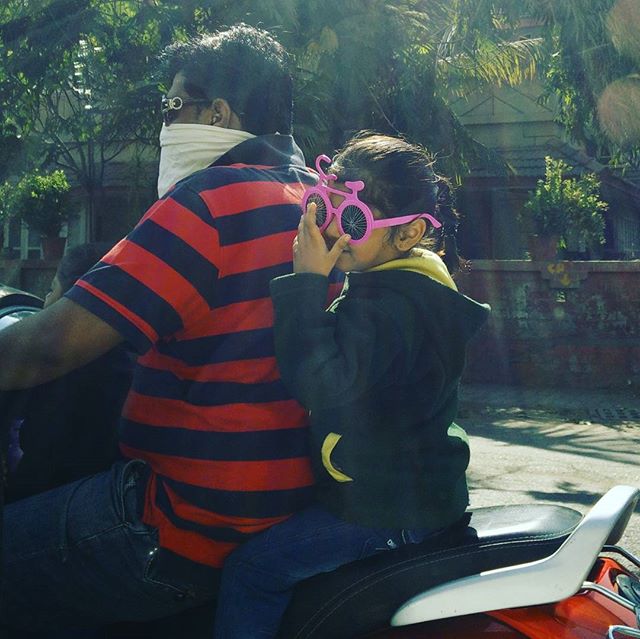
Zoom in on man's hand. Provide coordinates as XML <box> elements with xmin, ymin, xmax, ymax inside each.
<box><xmin>0</xmin><ymin>297</ymin><xmax>123</xmax><ymax>390</ymax></box>
<box><xmin>293</xmin><ymin>203</ymin><xmax>350</xmax><ymax>276</ymax></box>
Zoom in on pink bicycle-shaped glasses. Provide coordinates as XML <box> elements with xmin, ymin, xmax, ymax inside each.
<box><xmin>302</xmin><ymin>155</ymin><xmax>441</xmax><ymax>244</ymax></box>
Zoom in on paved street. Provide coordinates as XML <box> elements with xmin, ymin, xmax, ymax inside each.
<box><xmin>458</xmin><ymin>383</ymin><xmax>640</xmax><ymax>567</ymax></box>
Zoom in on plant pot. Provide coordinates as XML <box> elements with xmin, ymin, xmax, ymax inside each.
<box><xmin>527</xmin><ymin>234</ymin><xmax>558</xmax><ymax>261</ymax></box>
<box><xmin>41</xmin><ymin>236</ymin><xmax>66</xmax><ymax>261</ymax></box>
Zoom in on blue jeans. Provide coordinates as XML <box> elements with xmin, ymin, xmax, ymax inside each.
<box><xmin>0</xmin><ymin>459</ymin><xmax>218</xmax><ymax>634</ymax></box>
<box><xmin>212</xmin><ymin>505</ymin><xmax>432</xmax><ymax>639</ymax></box>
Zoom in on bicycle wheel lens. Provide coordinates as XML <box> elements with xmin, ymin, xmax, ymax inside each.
<box><xmin>306</xmin><ymin>194</ymin><xmax>327</xmax><ymax>227</ymax></box>
<box><xmin>340</xmin><ymin>205</ymin><xmax>368</xmax><ymax>240</ymax></box>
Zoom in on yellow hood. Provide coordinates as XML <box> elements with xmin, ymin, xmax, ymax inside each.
<box><xmin>368</xmin><ymin>249</ymin><xmax>457</xmax><ymax>291</ymax></box>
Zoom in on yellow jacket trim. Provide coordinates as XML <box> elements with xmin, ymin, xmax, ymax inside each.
<box><xmin>321</xmin><ymin>432</ymin><xmax>354</xmax><ymax>482</ymax></box>
<box><xmin>367</xmin><ymin>249</ymin><xmax>457</xmax><ymax>291</ymax></box>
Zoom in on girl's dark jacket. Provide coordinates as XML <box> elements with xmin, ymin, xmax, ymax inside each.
<box><xmin>270</xmin><ymin>252</ymin><xmax>490</xmax><ymax>529</ymax></box>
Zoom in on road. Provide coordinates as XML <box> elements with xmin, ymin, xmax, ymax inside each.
<box><xmin>458</xmin><ymin>405</ymin><xmax>640</xmax><ymax>566</ymax></box>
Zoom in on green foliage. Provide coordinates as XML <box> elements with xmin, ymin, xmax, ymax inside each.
<box><xmin>0</xmin><ymin>0</ymin><xmax>168</xmax><ymax>220</ymax></box>
<box><xmin>523</xmin><ymin>157</ymin><xmax>608</xmax><ymax>248</ymax></box>
<box><xmin>4</xmin><ymin>0</ymin><xmax>636</xmax><ymax>192</ymax></box>
<box><xmin>3</xmin><ymin>169</ymin><xmax>72</xmax><ymax>236</ymax></box>
<box><xmin>0</xmin><ymin>181</ymin><xmax>13</xmax><ymax>225</ymax></box>
<box><xmin>0</xmin><ymin>0</ymin><xmax>546</xmax><ymax>195</ymax></box>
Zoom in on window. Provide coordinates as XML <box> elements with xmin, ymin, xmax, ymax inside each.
<box><xmin>2</xmin><ymin>218</ymin><xmax>43</xmax><ymax>260</ymax></box>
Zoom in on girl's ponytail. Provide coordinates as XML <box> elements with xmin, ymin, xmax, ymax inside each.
<box><xmin>434</xmin><ymin>178</ymin><xmax>469</xmax><ymax>276</ymax></box>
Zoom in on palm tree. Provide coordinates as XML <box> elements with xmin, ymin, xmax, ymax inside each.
<box><xmin>272</xmin><ymin>0</ymin><xmax>542</xmax><ymax>175</ymax></box>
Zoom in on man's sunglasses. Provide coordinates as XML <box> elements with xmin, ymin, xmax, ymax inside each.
<box><xmin>161</xmin><ymin>95</ymin><xmax>211</xmax><ymax>126</ymax></box>
<box><xmin>302</xmin><ymin>155</ymin><xmax>441</xmax><ymax>244</ymax></box>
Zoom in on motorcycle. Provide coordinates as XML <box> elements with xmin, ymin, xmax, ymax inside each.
<box><xmin>1</xmin><ymin>286</ymin><xmax>639</xmax><ymax>639</ymax></box>
<box><xmin>278</xmin><ymin>484</ymin><xmax>640</xmax><ymax>639</ymax></box>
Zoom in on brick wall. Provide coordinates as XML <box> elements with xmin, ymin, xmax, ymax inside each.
<box><xmin>457</xmin><ymin>260</ymin><xmax>640</xmax><ymax>389</ymax></box>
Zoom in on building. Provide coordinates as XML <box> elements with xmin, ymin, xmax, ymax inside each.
<box><xmin>453</xmin><ymin>80</ymin><xmax>640</xmax><ymax>260</ymax></box>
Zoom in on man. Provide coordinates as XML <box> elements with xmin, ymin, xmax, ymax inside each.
<box><xmin>0</xmin><ymin>24</ymin><xmax>316</xmax><ymax>632</ymax></box>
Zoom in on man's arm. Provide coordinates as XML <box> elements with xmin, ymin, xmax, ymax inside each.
<box><xmin>0</xmin><ymin>297</ymin><xmax>123</xmax><ymax>390</ymax></box>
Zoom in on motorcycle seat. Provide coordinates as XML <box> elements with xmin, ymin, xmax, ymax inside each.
<box><xmin>279</xmin><ymin>502</ymin><xmax>582</xmax><ymax>639</ymax></box>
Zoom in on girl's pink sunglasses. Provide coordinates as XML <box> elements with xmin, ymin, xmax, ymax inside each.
<box><xmin>302</xmin><ymin>155</ymin><xmax>441</xmax><ymax>244</ymax></box>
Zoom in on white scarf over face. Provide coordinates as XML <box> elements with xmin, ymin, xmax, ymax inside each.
<box><xmin>157</xmin><ymin>123</ymin><xmax>255</xmax><ymax>198</ymax></box>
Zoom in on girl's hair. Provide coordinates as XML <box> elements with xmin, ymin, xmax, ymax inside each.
<box><xmin>329</xmin><ymin>132</ymin><xmax>464</xmax><ymax>274</ymax></box>
<box><xmin>56</xmin><ymin>242</ymin><xmax>114</xmax><ymax>293</ymax></box>
<box><xmin>431</xmin><ymin>178</ymin><xmax>467</xmax><ymax>274</ymax></box>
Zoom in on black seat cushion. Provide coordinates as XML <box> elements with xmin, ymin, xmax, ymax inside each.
<box><xmin>278</xmin><ymin>503</ymin><xmax>582</xmax><ymax>639</ymax></box>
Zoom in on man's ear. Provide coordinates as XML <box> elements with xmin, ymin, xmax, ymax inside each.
<box><xmin>393</xmin><ymin>218</ymin><xmax>427</xmax><ymax>252</ymax></box>
<box><xmin>210</xmin><ymin>98</ymin><xmax>243</xmax><ymax>130</ymax></box>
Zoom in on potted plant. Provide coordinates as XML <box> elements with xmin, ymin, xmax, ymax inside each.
<box><xmin>521</xmin><ymin>156</ymin><xmax>608</xmax><ymax>260</ymax></box>
<box><xmin>8</xmin><ymin>169</ymin><xmax>73</xmax><ymax>260</ymax></box>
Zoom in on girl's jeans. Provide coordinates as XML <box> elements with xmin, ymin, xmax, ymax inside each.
<box><xmin>0</xmin><ymin>459</ymin><xmax>218</xmax><ymax>634</ymax></box>
<box><xmin>212</xmin><ymin>505</ymin><xmax>432</xmax><ymax>639</ymax></box>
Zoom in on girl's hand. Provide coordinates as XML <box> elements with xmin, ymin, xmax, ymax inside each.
<box><xmin>293</xmin><ymin>203</ymin><xmax>350</xmax><ymax>276</ymax></box>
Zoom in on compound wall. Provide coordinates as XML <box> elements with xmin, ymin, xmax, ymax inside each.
<box><xmin>457</xmin><ymin>260</ymin><xmax>640</xmax><ymax>389</ymax></box>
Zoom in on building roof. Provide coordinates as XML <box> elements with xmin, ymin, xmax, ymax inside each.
<box><xmin>468</xmin><ymin>138</ymin><xmax>640</xmax><ymax>196</ymax></box>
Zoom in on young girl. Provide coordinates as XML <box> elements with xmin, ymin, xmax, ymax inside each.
<box><xmin>212</xmin><ymin>133</ymin><xmax>490</xmax><ymax>638</ymax></box>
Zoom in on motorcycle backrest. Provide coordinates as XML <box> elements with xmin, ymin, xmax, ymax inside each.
<box><xmin>605</xmin><ymin>492</ymin><xmax>637</xmax><ymax>546</ymax></box>
<box><xmin>392</xmin><ymin>485</ymin><xmax>640</xmax><ymax>627</ymax></box>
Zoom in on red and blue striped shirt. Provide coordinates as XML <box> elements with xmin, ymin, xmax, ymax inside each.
<box><xmin>67</xmin><ymin>135</ymin><xmax>321</xmax><ymax>568</ymax></box>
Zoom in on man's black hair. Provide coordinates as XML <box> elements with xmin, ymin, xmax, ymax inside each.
<box><xmin>160</xmin><ymin>24</ymin><xmax>293</xmax><ymax>135</ymax></box>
